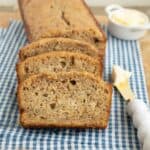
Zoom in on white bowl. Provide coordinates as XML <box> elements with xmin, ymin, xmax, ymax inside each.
<box><xmin>105</xmin><ymin>4</ymin><xmax>150</xmax><ymax>40</ymax></box>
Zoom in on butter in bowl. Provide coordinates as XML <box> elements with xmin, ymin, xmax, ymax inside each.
<box><xmin>105</xmin><ymin>4</ymin><xmax>150</xmax><ymax>40</ymax></box>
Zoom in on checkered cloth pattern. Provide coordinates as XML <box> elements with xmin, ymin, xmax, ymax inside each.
<box><xmin>0</xmin><ymin>21</ymin><xmax>149</xmax><ymax>150</ymax></box>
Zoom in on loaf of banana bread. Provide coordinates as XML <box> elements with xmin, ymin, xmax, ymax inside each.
<box><xmin>18</xmin><ymin>0</ymin><xmax>106</xmax><ymax>50</ymax></box>
<box><xmin>18</xmin><ymin>72</ymin><xmax>112</xmax><ymax>128</ymax></box>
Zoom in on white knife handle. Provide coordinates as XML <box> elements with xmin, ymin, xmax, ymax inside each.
<box><xmin>127</xmin><ymin>99</ymin><xmax>150</xmax><ymax>150</ymax></box>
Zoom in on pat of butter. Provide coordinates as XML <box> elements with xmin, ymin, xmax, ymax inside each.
<box><xmin>111</xmin><ymin>9</ymin><xmax>147</xmax><ymax>27</ymax></box>
<box><xmin>112</xmin><ymin>65</ymin><xmax>132</xmax><ymax>86</ymax></box>
<box><xmin>112</xmin><ymin>65</ymin><xmax>135</xmax><ymax>100</ymax></box>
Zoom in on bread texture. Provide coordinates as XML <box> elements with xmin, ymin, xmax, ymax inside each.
<box><xmin>18</xmin><ymin>0</ymin><xmax>106</xmax><ymax>50</ymax></box>
<box><xmin>19</xmin><ymin>38</ymin><xmax>103</xmax><ymax>61</ymax></box>
<box><xmin>17</xmin><ymin>51</ymin><xmax>102</xmax><ymax>81</ymax></box>
<box><xmin>18</xmin><ymin>71</ymin><xmax>112</xmax><ymax>128</ymax></box>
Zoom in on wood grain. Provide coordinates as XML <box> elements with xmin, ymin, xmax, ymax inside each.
<box><xmin>0</xmin><ymin>10</ymin><xmax>149</xmax><ymax>99</ymax></box>
<box><xmin>0</xmin><ymin>11</ymin><xmax>20</xmax><ymax>27</ymax></box>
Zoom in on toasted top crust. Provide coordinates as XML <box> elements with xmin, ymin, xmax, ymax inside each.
<box><xmin>18</xmin><ymin>0</ymin><xmax>106</xmax><ymax>43</ymax></box>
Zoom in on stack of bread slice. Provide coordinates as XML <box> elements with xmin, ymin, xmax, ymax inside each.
<box><xmin>17</xmin><ymin>0</ymin><xmax>112</xmax><ymax>128</ymax></box>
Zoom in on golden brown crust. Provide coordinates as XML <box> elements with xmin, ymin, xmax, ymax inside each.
<box><xmin>17</xmin><ymin>51</ymin><xmax>103</xmax><ymax>82</ymax></box>
<box><xmin>18</xmin><ymin>0</ymin><xmax>106</xmax><ymax>50</ymax></box>
<box><xmin>20</xmin><ymin>114</ymin><xmax>107</xmax><ymax>129</ymax></box>
<box><xmin>18</xmin><ymin>71</ymin><xmax>112</xmax><ymax>129</ymax></box>
<box><xmin>105</xmin><ymin>83</ymin><xmax>112</xmax><ymax>126</ymax></box>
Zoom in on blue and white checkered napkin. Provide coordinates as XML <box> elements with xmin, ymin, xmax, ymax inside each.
<box><xmin>0</xmin><ymin>21</ymin><xmax>149</xmax><ymax>150</ymax></box>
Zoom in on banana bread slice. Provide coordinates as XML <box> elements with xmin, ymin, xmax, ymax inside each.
<box><xmin>18</xmin><ymin>72</ymin><xmax>112</xmax><ymax>128</ymax></box>
<box><xmin>17</xmin><ymin>51</ymin><xmax>102</xmax><ymax>81</ymax></box>
<box><xmin>19</xmin><ymin>38</ymin><xmax>103</xmax><ymax>61</ymax></box>
<box><xmin>18</xmin><ymin>0</ymin><xmax>106</xmax><ymax>50</ymax></box>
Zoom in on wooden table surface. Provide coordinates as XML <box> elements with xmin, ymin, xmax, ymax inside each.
<box><xmin>0</xmin><ymin>10</ymin><xmax>150</xmax><ymax>99</ymax></box>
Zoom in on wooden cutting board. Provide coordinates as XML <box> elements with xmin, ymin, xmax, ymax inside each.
<box><xmin>0</xmin><ymin>10</ymin><xmax>150</xmax><ymax>99</ymax></box>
